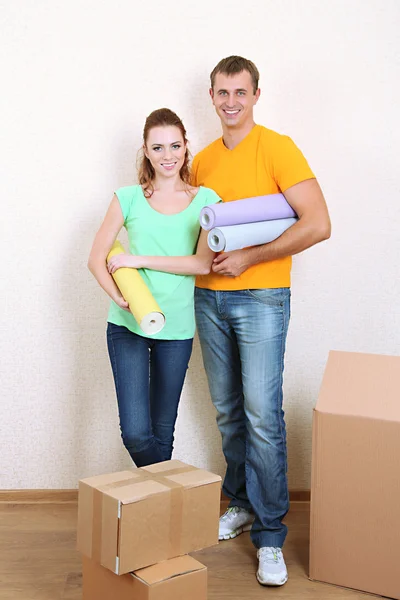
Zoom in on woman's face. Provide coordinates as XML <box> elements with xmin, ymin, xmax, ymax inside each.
<box><xmin>144</xmin><ymin>125</ymin><xmax>186</xmax><ymax>179</ymax></box>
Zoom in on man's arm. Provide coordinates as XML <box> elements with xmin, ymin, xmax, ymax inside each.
<box><xmin>212</xmin><ymin>178</ymin><xmax>331</xmax><ymax>277</ymax></box>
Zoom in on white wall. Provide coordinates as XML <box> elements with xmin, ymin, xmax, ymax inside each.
<box><xmin>1</xmin><ymin>0</ymin><xmax>399</xmax><ymax>489</ymax></box>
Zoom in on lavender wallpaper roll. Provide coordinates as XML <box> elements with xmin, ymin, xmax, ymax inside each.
<box><xmin>208</xmin><ymin>217</ymin><xmax>298</xmax><ymax>252</ymax></box>
<box><xmin>200</xmin><ymin>193</ymin><xmax>296</xmax><ymax>231</ymax></box>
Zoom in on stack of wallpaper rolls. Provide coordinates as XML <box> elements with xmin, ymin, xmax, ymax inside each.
<box><xmin>200</xmin><ymin>193</ymin><xmax>298</xmax><ymax>252</ymax></box>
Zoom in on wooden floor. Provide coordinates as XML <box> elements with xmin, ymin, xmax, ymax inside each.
<box><xmin>0</xmin><ymin>501</ymin><xmax>372</xmax><ymax>600</ymax></box>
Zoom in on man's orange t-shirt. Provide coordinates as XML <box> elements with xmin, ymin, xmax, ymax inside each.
<box><xmin>192</xmin><ymin>125</ymin><xmax>315</xmax><ymax>290</ymax></box>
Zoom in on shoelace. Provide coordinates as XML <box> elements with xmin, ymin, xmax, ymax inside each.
<box><xmin>259</xmin><ymin>547</ymin><xmax>282</xmax><ymax>564</ymax></box>
<box><xmin>220</xmin><ymin>506</ymin><xmax>241</xmax><ymax>521</ymax></box>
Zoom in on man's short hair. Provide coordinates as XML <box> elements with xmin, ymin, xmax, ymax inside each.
<box><xmin>210</xmin><ymin>56</ymin><xmax>260</xmax><ymax>94</ymax></box>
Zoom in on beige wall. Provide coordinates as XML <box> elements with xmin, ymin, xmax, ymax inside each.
<box><xmin>1</xmin><ymin>0</ymin><xmax>399</xmax><ymax>489</ymax></box>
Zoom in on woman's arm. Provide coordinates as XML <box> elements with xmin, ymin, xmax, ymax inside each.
<box><xmin>107</xmin><ymin>228</ymin><xmax>215</xmax><ymax>276</ymax></box>
<box><xmin>88</xmin><ymin>195</ymin><xmax>129</xmax><ymax>310</ymax></box>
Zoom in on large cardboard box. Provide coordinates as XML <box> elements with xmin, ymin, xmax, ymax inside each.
<box><xmin>310</xmin><ymin>350</ymin><xmax>400</xmax><ymax>599</ymax></box>
<box><xmin>77</xmin><ymin>459</ymin><xmax>221</xmax><ymax>575</ymax></box>
<box><xmin>82</xmin><ymin>555</ymin><xmax>207</xmax><ymax>600</ymax></box>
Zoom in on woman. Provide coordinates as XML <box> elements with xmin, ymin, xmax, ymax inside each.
<box><xmin>88</xmin><ymin>108</ymin><xmax>219</xmax><ymax>467</ymax></box>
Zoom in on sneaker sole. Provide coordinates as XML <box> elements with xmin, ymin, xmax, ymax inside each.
<box><xmin>256</xmin><ymin>573</ymin><xmax>288</xmax><ymax>587</ymax></box>
<box><xmin>219</xmin><ymin>523</ymin><xmax>253</xmax><ymax>541</ymax></box>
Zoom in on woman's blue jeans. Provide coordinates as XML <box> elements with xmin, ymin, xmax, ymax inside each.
<box><xmin>107</xmin><ymin>323</ymin><xmax>193</xmax><ymax>467</ymax></box>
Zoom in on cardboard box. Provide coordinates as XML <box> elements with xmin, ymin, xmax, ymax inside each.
<box><xmin>82</xmin><ymin>554</ymin><xmax>207</xmax><ymax>600</ymax></box>
<box><xmin>309</xmin><ymin>350</ymin><xmax>400</xmax><ymax>599</ymax></box>
<box><xmin>77</xmin><ymin>459</ymin><xmax>221</xmax><ymax>575</ymax></box>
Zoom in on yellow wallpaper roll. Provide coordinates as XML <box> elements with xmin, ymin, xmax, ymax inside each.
<box><xmin>107</xmin><ymin>241</ymin><xmax>165</xmax><ymax>335</ymax></box>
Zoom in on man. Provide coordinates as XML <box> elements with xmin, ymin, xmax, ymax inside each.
<box><xmin>192</xmin><ymin>56</ymin><xmax>331</xmax><ymax>587</ymax></box>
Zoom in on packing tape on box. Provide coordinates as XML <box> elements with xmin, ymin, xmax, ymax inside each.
<box><xmin>91</xmin><ymin>465</ymin><xmax>196</xmax><ymax>564</ymax></box>
<box><xmin>107</xmin><ymin>240</ymin><xmax>165</xmax><ymax>335</ymax></box>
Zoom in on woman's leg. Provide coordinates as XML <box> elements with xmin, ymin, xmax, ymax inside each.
<box><xmin>149</xmin><ymin>337</ymin><xmax>193</xmax><ymax>461</ymax></box>
<box><xmin>106</xmin><ymin>323</ymin><xmax>164</xmax><ymax>467</ymax></box>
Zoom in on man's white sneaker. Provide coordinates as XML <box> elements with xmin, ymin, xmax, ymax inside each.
<box><xmin>256</xmin><ymin>547</ymin><xmax>288</xmax><ymax>586</ymax></box>
<box><xmin>218</xmin><ymin>506</ymin><xmax>254</xmax><ymax>540</ymax></box>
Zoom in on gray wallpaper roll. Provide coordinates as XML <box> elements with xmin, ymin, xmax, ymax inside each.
<box><xmin>208</xmin><ymin>218</ymin><xmax>298</xmax><ymax>252</ymax></box>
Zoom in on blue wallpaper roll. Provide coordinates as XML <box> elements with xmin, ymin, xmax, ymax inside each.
<box><xmin>208</xmin><ymin>218</ymin><xmax>298</xmax><ymax>252</ymax></box>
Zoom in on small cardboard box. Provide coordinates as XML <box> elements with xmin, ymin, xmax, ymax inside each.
<box><xmin>77</xmin><ymin>459</ymin><xmax>221</xmax><ymax>575</ymax></box>
<box><xmin>309</xmin><ymin>350</ymin><xmax>400</xmax><ymax>599</ymax></box>
<box><xmin>82</xmin><ymin>554</ymin><xmax>207</xmax><ymax>600</ymax></box>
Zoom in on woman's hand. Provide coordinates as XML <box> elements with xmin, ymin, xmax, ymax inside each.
<box><xmin>107</xmin><ymin>253</ymin><xmax>141</xmax><ymax>274</ymax></box>
<box><xmin>114</xmin><ymin>295</ymin><xmax>130</xmax><ymax>311</ymax></box>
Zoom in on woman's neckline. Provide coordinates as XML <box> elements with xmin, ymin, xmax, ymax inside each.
<box><xmin>139</xmin><ymin>185</ymin><xmax>202</xmax><ymax>216</ymax></box>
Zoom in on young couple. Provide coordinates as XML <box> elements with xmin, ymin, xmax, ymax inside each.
<box><xmin>88</xmin><ymin>55</ymin><xmax>331</xmax><ymax>587</ymax></box>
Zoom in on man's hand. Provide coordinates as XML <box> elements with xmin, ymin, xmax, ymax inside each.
<box><xmin>107</xmin><ymin>253</ymin><xmax>141</xmax><ymax>274</ymax></box>
<box><xmin>212</xmin><ymin>249</ymin><xmax>251</xmax><ymax>277</ymax></box>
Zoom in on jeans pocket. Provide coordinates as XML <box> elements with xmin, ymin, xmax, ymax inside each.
<box><xmin>246</xmin><ymin>288</ymin><xmax>290</xmax><ymax>307</ymax></box>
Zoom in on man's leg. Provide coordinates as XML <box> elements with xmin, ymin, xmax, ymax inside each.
<box><xmin>194</xmin><ymin>288</ymin><xmax>250</xmax><ymax>510</ymax></box>
<box><xmin>230</xmin><ymin>288</ymin><xmax>291</xmax><ymax>549</ymax></box>
<box><xmin>228</xmin><ymin>288</ymin><xmax>291</xmax><ymax>586</ymax></box>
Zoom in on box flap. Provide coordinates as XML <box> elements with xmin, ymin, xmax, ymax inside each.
<box><xmin>80</xmin><ymin>470</ymin><xmax>136</xmax><ymax>488</ymax></box>
<box><xmin>132</xmin><ymin>556</ymin><xmax>205</xmax><ymax>585</ymax></box>
<box><xmin>141</xmin><ymin>460</ymin><xmax>189</xmax><ymax>473</ymax></box>
<box><xmin>316</xmin><ymin>350</ymin><xmax>400</xmax><ymax>421</ymax></box>
<box><xmin>165</xmin><ymin>469</ymin><xmax>222</xmax><ymax>489</ymax></box>
<box><xmin>105</xmin><ymin>480</ymin><xmax>172</xmax><ymax>504</ymax></box>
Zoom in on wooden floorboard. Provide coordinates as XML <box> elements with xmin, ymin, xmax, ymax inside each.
<box><xmin>0</xmin><ymin>489</ymin><xmax>310</xmax><ymax>504</ymax></box>
<box><xmin>0</xmin><ymin>502</ymin><xmax>373</xmax><ymax>599</ymax></box>
<box><xmin>0</xmin><ymin>490</ymin><xmax>78</xmax><ymax>504</ymax></box>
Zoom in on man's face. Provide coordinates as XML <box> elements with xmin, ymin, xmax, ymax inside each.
<box><xmin>210</xmin><ymin>70</ymin><xmax>260</xmax><ymax>129</ymax></box>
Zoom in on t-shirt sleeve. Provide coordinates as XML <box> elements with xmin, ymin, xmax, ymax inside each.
<box><xmin>272</xmin><ymin>136</ymin><xmax>315</xmax><ymax>192</ymax></box>
<box><xmin>202</xmin><ymin>187</ymin><xmax>221</xmax><ymax>207</ymax></box>
<box><xmin>191</xmin><ymin>154</ymin><xmax>200</xmax><ymax>186</ymax></box>
<box><xmin>115</xmin><ymin>186</ymin><xmax>136</xmax><ymax>223</ymax></box>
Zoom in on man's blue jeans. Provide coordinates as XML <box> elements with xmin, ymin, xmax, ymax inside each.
<box><xmin>107</xmin><ymin>323</ymin><xmax>193</xmax><ymax>467</ymax></box>
<box><xmin>195</xmin><ymin>287</ymin><xmax>291</xmax><ymax>548</ymax></box>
